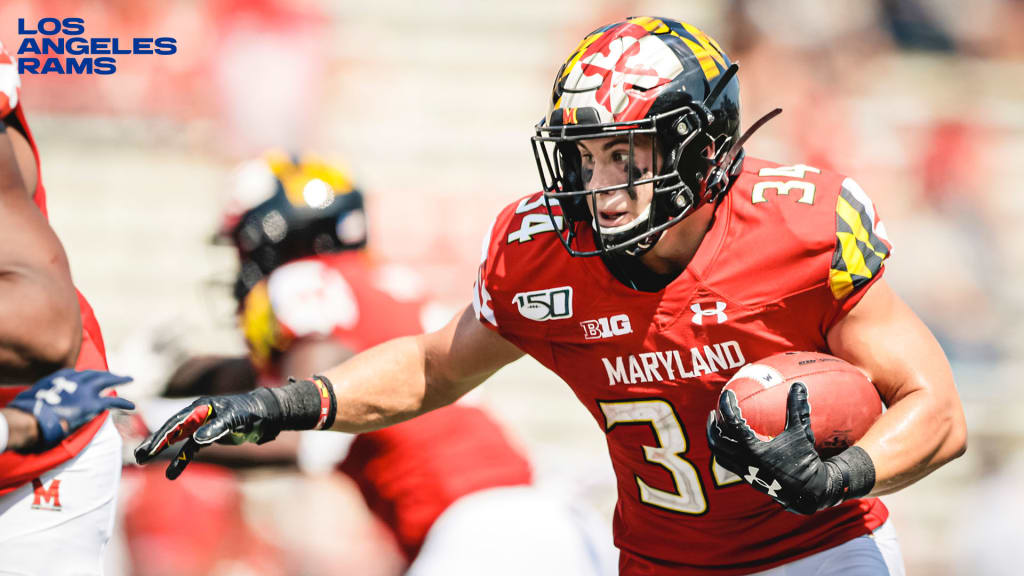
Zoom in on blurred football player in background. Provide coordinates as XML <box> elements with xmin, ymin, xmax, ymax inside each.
<box><xmin>126</xmin><ymin>151</ymin><xmax>615</xmax><ymax>575</ymax></box>
<box><xmin>0</xmin><ymin>41</ymin><xmax>135</xmax><ymax>575</ymax></box>
<box><xmin>137</xmin><ymin>17</ymin><xmax>967</xmax><ymax>575</ymax></box>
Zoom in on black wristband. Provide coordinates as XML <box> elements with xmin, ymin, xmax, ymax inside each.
<box><xmin>267</xmin><ymin>379</ymin><xmax>324</xmax><ymax>431</ymax></box>
<box><xmin>265</xmin><ymin>376</ymin><xmax>338</xmax><ymax>431</ymax></box>
<box><xmin>827</xmin><ymin>446</ymin><xmax>876</xmax><ymax>503</ymax></box>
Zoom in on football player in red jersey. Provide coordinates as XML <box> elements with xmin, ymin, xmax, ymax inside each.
<box><xmin>0</xmin><ymin>40</ymin><xmax>135</xmax><ymax>574</ymax></box>
<box><xmin>137</xmin><ymin>18</ymin><xmax>967</xmax><ymax>575</ymax></box>
<box><xmin>132</xmin><ymin>152</ymin><xmax>613</xmax><ymax>574</ymax></box>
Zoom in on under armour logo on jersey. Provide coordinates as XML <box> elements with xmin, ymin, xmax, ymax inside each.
<box><xmin>691</xmin><ymin>301</ymin><xmax>727</xmax><ymax>325</ymax></box>
<box><xmin>743</xmin><ymin>466</ymin><xmax>781</xmax><ymax>498</ymax></box>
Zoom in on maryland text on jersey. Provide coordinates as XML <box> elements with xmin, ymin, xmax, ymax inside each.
<box><xmin>601</xmin><ymin>341</ymin><xmax>745</xmax><ymax>386</ymax></box>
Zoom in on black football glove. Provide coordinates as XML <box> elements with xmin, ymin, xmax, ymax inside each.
<box><xmin>134</xmin><ymin>376</ymin><xmax>336</xmax><ymax>480</ymax></box>
<box><xmin>706</xmin><ymin>382</ymin><xmax>875</xmax><ymax>515</ymax></box>
<box><xmin>133</xmin><ymin>388</ymin><xmax>284</xmax><ymax>479</ymax></box>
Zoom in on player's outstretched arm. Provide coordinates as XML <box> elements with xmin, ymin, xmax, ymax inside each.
<box><xmin>0</xmin><ymin>123</ymin><xmax>81</xmax><ymax>381</ymax></box>
<box><xmin>826</xmin><ymin>279</ymin><xmax>967</xmax><ymax>496</ymax></box>
<box><xmin>134</xmin><ymin>304</ymin><xmax>524</xmax><ymax>478</ymax></box>
<box><xmin>320</xmin><ymin>303</ymin><xmax>523</xmax><ymax>433</ymax></box>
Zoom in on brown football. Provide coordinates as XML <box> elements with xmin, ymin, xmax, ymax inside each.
<box><xmin>717</xmin><ymin>351</ymin><xmax>883</xmax><ymax>458</ymax></box>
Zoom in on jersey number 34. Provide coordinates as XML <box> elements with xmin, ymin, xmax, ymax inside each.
<box><xmin>599</xmin><ymin>399</ymin><xmax>741</xmax><ymax>515</ymax></box>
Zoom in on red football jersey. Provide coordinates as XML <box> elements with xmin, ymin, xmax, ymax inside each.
<box><xmin>473</xmin><ymin>158</ymin><xmax>893</xmax><ymax>574</ymax></box>
<box><xmin>0</xmin><ymin>43</ymin><xmax>110</xmax><ymax>492</ymax></box>
<box><xmin>246</xmin><ymin>251</ymin><xmax>533</xmax><ymax>561</ymax></box>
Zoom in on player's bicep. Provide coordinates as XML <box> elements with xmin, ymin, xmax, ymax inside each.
<box><xmin>826</xmin><ymin>279</ymin><xmax>956</xmax><ymax>407</ymax></box>
<box><xmin>422</xmin><ymin>304</ymin><xmax>523</xmax><ymax>402</ymax></box>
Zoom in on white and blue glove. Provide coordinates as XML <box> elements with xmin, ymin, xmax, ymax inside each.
<box><xmin>8</xmin><ymin>368</ymin><xmax>135</xmax><ymax>451</ymax></box>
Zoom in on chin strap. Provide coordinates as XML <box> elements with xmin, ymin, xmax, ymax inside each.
<box><xmin>623</xmin><ymin>229</ymin><xmax>662</xmax><ymax>258</ymax></box>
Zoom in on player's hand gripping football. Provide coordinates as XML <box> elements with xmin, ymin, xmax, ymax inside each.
<box><xmin>133</xmin><ymin>388</ymin><xmax>285</xmax><ymax>479</ymax></box>
<box><xmin>8</xmin><ymin>368</ymin><xmax>135</xmax><ymax>452</ymax></box>
<box><xmin>706</xmin><ymin>382</ymin><xmax>874</xmax><ymax>515</ymax></box>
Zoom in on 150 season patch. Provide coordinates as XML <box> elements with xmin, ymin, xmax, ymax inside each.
<box><xmin>16</xmin><ymin>17</ymin><xmax>177</xmax><ymax>75</ymax></box>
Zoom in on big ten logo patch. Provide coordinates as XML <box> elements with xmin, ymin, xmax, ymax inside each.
<box><xmin>31</xmin><ymin>478</ymin><xmax>62</xmax><ymax>511</ymax></box>
<box><xmin>581</xmin><ymin>314</ymin><xmax>632</xmax><ymax>340</ymax></box>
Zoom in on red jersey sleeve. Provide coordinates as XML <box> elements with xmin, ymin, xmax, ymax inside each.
<box><xmin>720</xmin><ymin>160</ymin><xmax>893</xmax><ymax>339</ymax></box>
<box><xmin>471</xmin><ymin>192</ymin><xmax>570</xmax><ymax>346</ymax></box>
<box><xmin>471</xmin><ymin>214</ymin><xmax>502</xmax><ymax>332</ymax></box>
<box><xmin>824</xmin><ymin>175</ymin><xmax>893</xmax><ymax>325</ymax></box>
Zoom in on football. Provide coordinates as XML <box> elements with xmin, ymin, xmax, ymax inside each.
<box><xmin>717</xmin><ymin>351</ymin><xmax>883</xmax><ymax>458</ymax></box>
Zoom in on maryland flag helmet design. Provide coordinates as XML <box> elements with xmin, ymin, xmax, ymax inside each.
<box><xmin>532</xmin><ymin>17</ymin><xmax>746</xmax><ymax>257</ymax></box>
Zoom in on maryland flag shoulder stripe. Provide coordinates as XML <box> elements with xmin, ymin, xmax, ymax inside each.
<box><xmin>829</xmin><ymin>178</ymin><xmax>892</xmax><ymax>300</ymax></box>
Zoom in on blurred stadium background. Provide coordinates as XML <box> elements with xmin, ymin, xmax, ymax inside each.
<box><xmin>3</xmin><ymin>0</ymin><xmax>1023</xmax><ymax>574</ymax></box>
